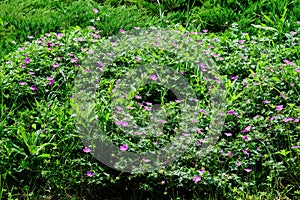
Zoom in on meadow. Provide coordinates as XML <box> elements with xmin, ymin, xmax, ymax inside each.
<box><xmin>0</xmin><ymin>0</ymin><xmax>300</xmax><ymax>199</ymax></box>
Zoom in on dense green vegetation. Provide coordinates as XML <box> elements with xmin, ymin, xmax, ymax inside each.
<box><xmin>1</xmin><ymin>0</ymin><xmax>300</xmax><ymax>199</ymax></box>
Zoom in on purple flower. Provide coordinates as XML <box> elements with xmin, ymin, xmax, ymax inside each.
<box><xmin>46</xmin><ymin>76</ymin><xmax>54</xmax><ymax>86</ymax></box>
<box><xmin>236</xmin><ymin>162</ymin><xmax>242</xmax><ymax>167</ymax></box>
<box><xmin>202</xmin><ymin>30</ymin><xmax>208</xmax><ymax>33</ymax></box>
<box><xmin>83</xmin><ymin>147</ymin><xmax>91</xmax><ymax>153</ymax></box>
<box><xmin>175</xmin><ymin>100</ymin><xmax>182</xmax><ymax>103</ymax></box>
<box><xmin>52</xmin><ymin>63</ymin><xmax>60</xmax><ymax>68</ymax></box>
<box><xmin>245</xmin><ymin>126</ymin><xmax>252</xmax><ymax>132</ymax></box>
<box><xmin>290</xmin><ymin>31</ymin><xmax>297</xmax><ymax>35</ymax></box>
<box><xmin>225</xmin><ymin>151</ymin><xmax>234</xmax><ymax>157</ymax></box>
<box><xmin>283</xmin><ymin>117</ymin><xmax>293</xmax><ymax>122</ymax></box>
<box><xmin>242</xmin><ymin>135</ymin><xmax>248</xmax><ymax>140</ymax></box>
<box><xmin>276</xmin><ymin>105</ymin><xmax>284</xmax><ymax>111</ymax></box>
<box><xmin>120</xmin><ymin>29</ymin><xmax>125</xmax><ymax>34</ymax></box>
<box><xmin>230</xmin><ymin>76</ymin><xmax>238</xmax><ymax>80</ymax></box>
<box><xmin>150</xmin><ymin>74</ymin><xmax>157</xmax><ymax>81</ymax></box>
<box><xmin>290</xmin><ymin>82</ymin><xmax>295</xmax><ymax>87</ymax></box>
<box><xmin>193</xmin><ymin>175</ymin><xmax>201</xmax><ymax>183</ymax></box>
<box><xmin>19</xmin><ymin>82</ymin><xmax>27</xmax><ymax>85</ymax></box>
<box><xmin>28</xmin><ymin>36</ymin><xmax>34</xmax><ymax>39</ymax></box>
<box><xmin>92</xmin><ymin>8</ymin><xmax>99</xmax><ymax>13</ymax></box>
<box><xmin>291</xmin><ymin>146</ymin><xmax>299</xmax><ymax>149</ymax></box>
<box><xmin>243</xmin><ymin>150</ymin><xmax>250</xmax><ymax>158</ymax></box>
<box><xmin>71</xmin><ymin>58</ymin><xmax>78</xmax><ymax>63</ymax></box>
<box><xmin>224</xmin><ymin>132</ymin><xmax>232</xmax><ymax>136</ymax></box>
<box><xmin>263</xmin><ymin>100</ymin><xmax>271</xmax><ymax>104</ymax></box>
<box><xmin>228</xmin><ymin>110</ymin><xmax>235</xmax><ymax>115</ymax></box>
<box><xmin>87</xmin><ymin>170</ymin><xmax>95</xmax><ymax>177</ymax></box>
<box><xmin>142</xmin><ymin>158</ymin><xmax>150</xmax><ymax>162</ymax></box>
<box><xmin>24</xmin><ymin>58</ymin><xmax>31</xmax><ymax>64</ymax></box>
<box><xmin>30</xmin><ymin>86</ymin><xmax>37</xmax><ymax>91</ymax></box>
<box><xmin>135</xmin><ymin>57</ymin><xmax>140</xmax><ymax>62</ymax></box>
<box><xmin>120</xmin><ymin>144</ymin><xmax>128</xmax><ymax>151</ymax></box>
<box><xmin>294</xmin><ymin>118</ymin><xmax>300</xmax><ymax>122</ymax></box>
<box><xmin>199</xmin><ymin>62</ymin><xmax>206</xmax><ymax>71</ymax></box>
<box><xmin>134</xmin><ymin>95</ymin><xmax>142</xmax><ymax>99</ymax></box>
<box><xmin>244</xmin><ymin>168</ymin><xmax>252</xmax><ymax>172</ymax></box>
<box><xmin>280</xmin><ymin>94</ymin><xmax>286</xmax><ymax>99</ymax></box>
<box><xmin>144</xmin><ymin>106</ymin><xmax>151</xmax><ymax>111</ymax></box>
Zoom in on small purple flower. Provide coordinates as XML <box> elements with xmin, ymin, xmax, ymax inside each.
<box><xmin>142</xmin><ymin>158</ymin><xmax>150</xmax><ymax>163</ymax></box>
<box><xmin>290</xmin><ymin>82</ymin><xmax>295</xmax><ymax>87</ymax></box>
<box><xmin>71</xmin><ymin>58</ymin><xmax>78</xmax><ymax>63</ymax></box>
<box><xmin>290</xmin><ymin>31</ymin><xmax>297</xmax><ymax>35</ymax></box>
<box><xmin>228</xmin><ymin>110</ymin><xmax>235</xmax><ymax>115</ymax></box>
<box><xmin>280</xmin><ymin>94</ymin><xmax>286</xmax><ymax>99</ymax></box>
<box><xmin>30</xmin><ymin>86</ymin><xmax>37</xmax><ymax>91</ymax></box>
<box><xmin>19</xmin><ymin>82</ymin><xmax>27</xmax><ymax>85</ymax></box>
<box><xmin>244</xmin><ymin>126</ymin><xmax>252</xmax><ymax>132</ymax></box>
<box><xmin>134</xmin><ymin>95</ymin><xmax>142</xmax><ymax>99</ymax></box>
<box><xmin>225</xmin><ymin>151</ymin><xmax>234</xmax><ymax>157</ymax></box>
<box><xmin>294</xmin><ymin>118</ymin><xmax>300</xmax><ymax>122</ymax></box>
<box><xmin>291</xmin><ymin>146</ymin><xmax>299</xmax><ymax>149</ymax></box>
<box><xmin>28</xmin><ymin>36</ymin><xmax>34</xmax><ymax>39</ymax></box>
<box><xmin>175</xmin><ymin>100</ymin><xmax>182</xmax><ymax>103</ymax></box>
<box><xmin>244</xmin><ymin>168</ymin><xmax>252</xmax><ymax>172</ymax></box>
<box><xmin>120</xmin><ymin>29</ymin><xmax>125</xmax><ymax>34</ymax></box>
<box><xmin>87</xmin><ymin>170</ymin><xmax>95</xmax><ymax>177</ymax></box>
<box><xmin>199</xmin><ymin>62</ymin><xmax>206</xmax><ymax>71</ymax></box>
<box><xmin>46</xmin><ymin>76</ymin><xmax>55</xmax><ymax>86</ymax></box>
<box><xmin>230</xmin><ymin>76</ymin><xmax>238</xmax><ymax>81</ymax></box>
<box><xmin>144</xmin><ymin>106</ymin><xmax>151</xmax><ymax>111</ymax></box>
<box><xmin>24</xmin><ymin>58</ymin><xmax>31</xmax><ymax>64</ymax></box>
<box><xmin>236</xmin><ymin>162</ymin><xmax>242</xmax><ymax>167</ymax></box>
<box><xmin>243</xmin><ymin>150</ymin><xmax>250</xmax><ymax>158</ymax></box>
<box><xmin>120</xmin><ymin>144</ymin><xmax>128</xmax><ymax>151</ymax></box>
<box><xmin>224</xmin><ymin>132</ymin><xmax>232</xmax><ymax>136</ymax></box>
<box><xmin>135</xmin><ymin>57</ymin><xmax>140</xmax><ymax>62</ymax></box>
<box><xmin>276</xmin><ymin>105</ymin><xmax>284</xmax><ymax>111</ymax></box>
<box><xmin>83</xmin><ymin>147</ymin><xmax>91</xmax><ymax>153</ymax></box>
<box><xmin>295</xmin><ymin>69</ymin><xmax>300</xmax><ymax>73</ymax></box>
<box><xmin>283</xmin><ymin>117</ymin><xmax>293</xmax><ymax>123</ymax></box>
<box><xmin>202</xmin><ymin>30</ymin><xmax>208</xmax><ymax>33</ymax></box>
<box><xmin>193</xmin><ymin>175</ymin><xmax>201</xmax><ymax>183</ymax></box>
<box><xmin>263</xmin><ymin>100</ymin><xmax>271</xmax><ymax>104</ymax></box>
<box><xmin>242</xmin><ymin>135</ymin><xmax>248</xmax><ymax>140</ymax></box>
<box><xmin>150</xmin><ymin>74</ymin><xmax>157</xmax><ymax>80</ymax></box>
<box><xmin>92</xmin><ymin>8</ymin><xmax>99</xmax><ymax>13</ymax></box>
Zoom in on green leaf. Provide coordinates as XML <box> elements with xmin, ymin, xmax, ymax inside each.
<box><xmin>32</xmin><ymin>124</ymin><xmax>36</xmax><ymax>130</ymax></box>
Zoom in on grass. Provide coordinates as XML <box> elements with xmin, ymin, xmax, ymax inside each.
<box><xmin>0</xmin><ymin>0</ymin><xmax>300</xmax><ymax>199</ymax></box>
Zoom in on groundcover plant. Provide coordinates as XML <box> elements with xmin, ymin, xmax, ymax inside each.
<box><xmin>0</xmin><ymin>7</ymin><xmax>300</xmax><ymax>200</ymax></box>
